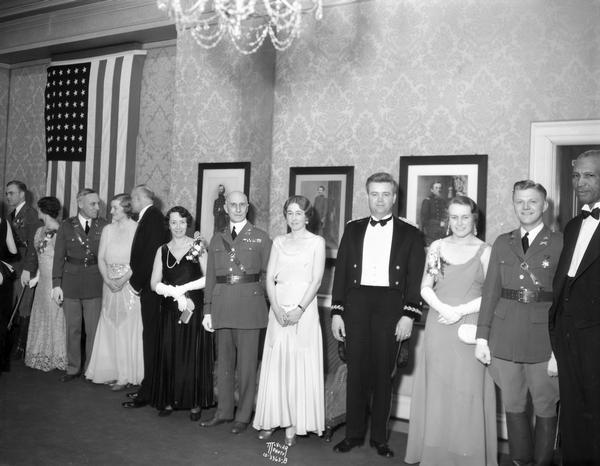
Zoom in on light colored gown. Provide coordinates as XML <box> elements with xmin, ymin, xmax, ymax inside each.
<box><xmin>253</xmin><ymin>234</ymin><xmax>325</xmax><ymax>436</ymax></box>
<box><xmin>405</xmin><ymin>243</ymin><xmax>497</xmax><ymax>466</ymax></box>
<box><xmin>25</xmin><ymin>227</ymin><xmax>67</xmax><ymax>371</ymax></box>
<box><xmin>85</xmin><ymin>222</ymin><xmax>143</xmax><ymax>385</ymax></box>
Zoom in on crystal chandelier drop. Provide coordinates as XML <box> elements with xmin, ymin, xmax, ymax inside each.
<box><xmin>157</xmin><ymin>0</ymin><xmax>323</xmax><ymax>55</ymax></box>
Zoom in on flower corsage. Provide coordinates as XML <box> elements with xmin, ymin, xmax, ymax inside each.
<box><xmin>185</xmin><ymin>232</ymin><xmax>207</xmax><ymax>263</ymax></box>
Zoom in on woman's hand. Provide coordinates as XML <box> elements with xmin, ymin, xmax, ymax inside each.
<box><xmin>285</xmin><ymin>307</ymin><xmax>303</xmax><ymax>325</ymax></box>
<box><xmin>436</xmin><ymin>304</ymin><xmax>462</xmax><ymax>325</ymax></box>
<box><xmin>272</xmin><ymin>306</ymin><xmax>288</xmax><ymax>327</ymax></box>
<box><xmin>105</xmin><ymin>278</ymin><xmax>121</xmax><ymax>293</ymax></box>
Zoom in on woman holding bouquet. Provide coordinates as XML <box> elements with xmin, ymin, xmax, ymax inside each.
<box><xmin>405</xmin><ymin>196</ymin><xmax>497</xmax><ymax>466</ymax></box>
<box><xmin>149</xmin><ymin>206</ymin><xmax>214</xmax><ymax>420</ymax></box>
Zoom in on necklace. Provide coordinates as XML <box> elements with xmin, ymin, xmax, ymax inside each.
<box><xmin>165</xmin><ymin>240</ymin><xmax>192</xmax><ymax>269</ymax></box>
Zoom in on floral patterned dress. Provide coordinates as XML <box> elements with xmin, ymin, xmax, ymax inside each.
<box><xmin>25</xmin><ymin>227</ymin><xmax>67</xmax><ymax>371</ymax></box>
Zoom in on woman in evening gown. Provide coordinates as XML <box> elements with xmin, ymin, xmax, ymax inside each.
<box><xmin>253</xmin><ymin>195</ymin><xmax>326</xmax><ymax>446</ymax></box>
<box><xmin>24</xmin><ymin>196</ymin><xmax>67</xmax><ymax>372</ymax></box>
<box><xmin>405</xmin><ymin>195</ymin><xmax>497</xmax><ymax>466</ymax></box>
<box><xmin>85</xmin><ymin>194</ymin><xmax>143</xmax><ymax>389</ymax></box>
<box><xmin>150</xmin><ymin>206</ymin><xmax>214</xmax><ymax>420</ymax></box>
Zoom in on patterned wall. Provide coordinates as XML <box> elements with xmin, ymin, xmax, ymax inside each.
<box><xmin>268</xmin><ymin>0</ymin><xmax>600</xmax><ymax>242</ymax></box>
<box><xmin>0</xmin><ymin>67</ymin><xmax>9</xmax><ymax>214</ymax></box>
<box><xmin>170</xmin><ymin>34</ymin><xmax>275</xmax><ymax>230</ymax></box>
<box><xmin>135</xmin><ymin>45</ymin><xmax>176</xmax><ymax>211</ymax></box>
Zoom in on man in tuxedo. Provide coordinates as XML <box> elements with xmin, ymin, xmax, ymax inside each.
<box><xmin>201</xmin><ymin>191</ymin><xmax>271</xmax><ymax>434</ymax></box>
<box><xmin>51</xmin><ymin>188</ymin><xmax>106</xmax><ymax>381</ymax></box>
<box><xmin>549</xmin><ymin>149</ymin><xmax>600</xmax><ymax>464</ymax></box>
<box><xmin>5</xmin><ymin>180</ymin><xmax>42</xmax><ymax>358</ymax></box>
<box><xmin>331</xmin><ymin>172</ymin><xmax>425</xmax><ymax>458</ymax></box>
<box><xmin>122</xmin><ymin>185</ymin><xmax>167</xmax><ymax>408</ymax></box>
<box><xmin>476</xmin><ymin>180</ymin><xmax>561</xmax><ymax>466</ymax></box>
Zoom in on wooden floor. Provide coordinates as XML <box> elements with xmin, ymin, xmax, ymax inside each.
<box><xmin>0</xmin><ymin>360</ymin><xmax>512</xmax><ymax>466</ymax></box>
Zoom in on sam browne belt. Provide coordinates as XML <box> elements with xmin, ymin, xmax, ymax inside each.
<box><xmin>66</xmin><ymin>256</ymin><xmax>98</xmax><ymax>267</ymax></box>
<box><xmin>501</xmin><ymin>288</ymin><xmax>553</xmax><ymax>304</ymax></box>
<box><xmin>216</xmin><ymin>273</ymin><xmax>260</xmax><ymax>285</ymax></box>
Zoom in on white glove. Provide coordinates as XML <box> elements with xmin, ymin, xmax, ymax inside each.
<box><xmin>475</xmin><ymin>338</ymin><xmax>491</xmax><ymax>365</ymax></box>
<box><xmin>547</xmin><ymin>352</ymin><xmax>558</xmax><ymax>377</ymax></box>
<box><xmin>156</xmin><ymin>283</ymin><xmax>176</xmax><ymax>297</ymax></box>
<box><xmin>176</xmin><ymin>294</ymin><xmax>188</xmax><ymax>311</ymax></box>
<box><xmin>172</xmin><ymin>284</ymin><xmax>190</xmax><ymax>299</ymax></box>
<box><xmin>202</xmin><ymin>314</ymin><xmax>214</xmax><ymax>333</ymax></box>
<box><xmin>421</xmin><ymin>287</ymin><xmax>461</xmax><ymax>324</ymax></box>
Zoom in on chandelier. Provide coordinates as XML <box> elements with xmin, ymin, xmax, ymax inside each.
<box><xmin>157</xmin><ymin>0</ymin><xmax>323</xmax><ymax>55</ymax></box>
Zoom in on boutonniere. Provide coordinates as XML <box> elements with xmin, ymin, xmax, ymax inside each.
<box><xmin>541</xmin><ymin>256</ymin><xmax>551</xmax><ymax>269</ymax></box>
<box><xmin>13</xmin><ymin>216</ymin><xmax>24</xmax><ymax>229</ymax></box>
<box><xmin>185</xmin><ymin>232</ymin><xmax>207</xmax><ymax>263</ymax></box>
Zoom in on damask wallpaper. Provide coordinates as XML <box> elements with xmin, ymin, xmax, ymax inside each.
<box><xmin>170</xmin><ymin>34</ymin><xmax>275</xmax><ymax>230</ymax></box>
<box><xmin>268</xmin><ymin>0</ymin><xmax>600</xmax><ymax>243</ymax></box>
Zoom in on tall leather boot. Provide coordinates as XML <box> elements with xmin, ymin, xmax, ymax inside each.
<box><xmin>506</xmin><ymin>411</ymin><xmax>534</xmax><ymax>466</ymax></box>
<box><xmin>534</xmin><ymin>416</ymin><xmax>557</xmax><ymax>466</ymax></box>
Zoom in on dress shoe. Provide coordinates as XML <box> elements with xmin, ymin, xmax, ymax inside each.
<box><xmin>110</xmin><ymin>384</ymin><xmax>125</xmax><ymax>391</ymax></box>
<box><xmin>200</xmin><ymin>416</ymin><xmax>233</xmax><ymax>428</ymax></box>
<box><xmin>284</xmin><ymin>435</ymin><xmax>296</xmax><ymax>447</ymax></box>
<box><xmin>231</xmin><ymin>421</ymin><xmax>248</xmax><ymax>434</ymax></box>
<box><xmin>122</xmin><ymin>399</ymin><xmax>148</xmax><ymax>408</ymax></box>
<box><xmin>333</xmin><ymin>438</ymin><xmax>363</xmax><ymax>453</ymax></box>
<box><xmin>59</xmin><ymin>373</ymin><xmax>79</xmax><ymax>382</ymax></box>
<box><xmin>126</xmin><ymin>391</ymin><xmax>139</xmax><ymax>400</ymax></box>
<box><xmin>369</xmin><ymin>440</ymin><xmax>394</xmax><ymax>458</ymax></box>
<box><xmin>189</xmin><ymin>410</ymin><xmax>202</xmax><ymax>422</ymax></box>
<box><xmin>158</xmin><ymin>408</ymin><xmax>173</xmax><ymax>417</ymax></box>
<box><xmin>258</xmin><ymin>429</ymin><xmax>274</xmax><ymax>440</ymax></box>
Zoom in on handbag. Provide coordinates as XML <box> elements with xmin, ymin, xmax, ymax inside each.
<box><xmin>457</xmin><ymin>312</ymin><xmax>478</xmax><ymax>344</ymax></box>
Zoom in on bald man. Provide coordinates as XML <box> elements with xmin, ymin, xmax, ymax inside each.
<box><xmin>201</xmin><ymin>191</ymin><xmax>271</xmax><ymax>434</ymax></box>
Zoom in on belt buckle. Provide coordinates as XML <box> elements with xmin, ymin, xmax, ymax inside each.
<box><xmin>227</xmin><ymin>275</ymin><xmax>239</xmax><ymax>285</ymax></box>
<box><xmin>518</xmin><ymin>289</ymin><xmax>534</xmax><ymax>304</ymax></box>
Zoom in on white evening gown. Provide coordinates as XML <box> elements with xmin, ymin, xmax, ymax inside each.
<box><xmin>253</xmin><ymin>234</ymin><xmax>325</xmax><ymax>436</ymax></box>
<box><xmin>85</xmin><ymin>222</ymin><xmax>143</xmax><ymax>385</ymax></box>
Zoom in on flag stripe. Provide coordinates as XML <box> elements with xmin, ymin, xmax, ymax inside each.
<box><xmin>45</xmin><ymin>50</ymin><xmax>146</xmax><ymax>218</ymax></box>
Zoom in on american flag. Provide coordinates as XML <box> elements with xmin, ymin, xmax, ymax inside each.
<box><xmin>45</xmin><ymin>50</ymin><xmax>146</xmax><ymax>218</ymax></box>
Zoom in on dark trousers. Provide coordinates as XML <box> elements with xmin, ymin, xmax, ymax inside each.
<box><xmin>344</xmin><ymin>286</ymin><xmax>401</xmax><ymax>444</ymax></box>
<box><xmin>552</xmin><ymin>282</ymin><xmax>600</xmax><ymax>465</ymax></box>
<box><xmin>215</xmin><ymin>328</ymin><xmax>260</xmax><ymax>423</ymax></box>
<box><xmin>137</xmin><ymin>288</ymin><xmax>161</xmax><ymax>401</ymax></box>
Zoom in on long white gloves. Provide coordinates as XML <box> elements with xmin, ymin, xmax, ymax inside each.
<box><xmin>155</xmin><ymin>282</ymin><xmax>177</xmax><ymax>297</ymax></box>
<box><xmin>421</xmin><ymin>286</ymin><xmax>461</xmax><ymax>324</ymax></box>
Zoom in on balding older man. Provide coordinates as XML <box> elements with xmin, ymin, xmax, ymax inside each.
<box><xmin>201</xmin><ymin>191</ymin><xmax>271</xmax><ymax>434</ymax></box>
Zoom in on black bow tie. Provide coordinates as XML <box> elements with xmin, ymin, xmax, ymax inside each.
<box><xmin>370</xmin><ymin>217</ymin><xmax>391</xmax><ymax>227</ymax></box>
<box><xmin>582</xmin><ymin>208</ymin><xmax>600</xmax><ymax>220</ymax></box>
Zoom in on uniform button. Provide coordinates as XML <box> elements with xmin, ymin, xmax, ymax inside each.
<box><xmin>395</xmin><ymin>281</ymin><xmax>399</xmax><ymax>285</ymax></box>
<box><xmin>229</xmin><ymin>268</ymin><xmax>233</xmax><ymax>272</ymax></box>
<box><xmin>231</xmin><ymin>248</ymin><xmax>235</xmax><ymax>252</ymax></box>
<box><xmin>353</xmin><ymin>280</ymin><xmax>357</xmax><ymax>284</ymax></box>
<box><xmin>564</xmin><ymin>297</ymin><xmax>569</xmax><ymax>302</ymax></box>
<box><xmin>230</xmin><ymin>258</ymin><xmax>233</xmax><ymax>262</ymax></box>
<box><xmin>396</xmin><ymin>265</ymin><xmax>400</xmax><ymax>270</ymax></box>
<box><xmin>519</xmin><ymin>275</ymin><xmax>524</xmax><ymax>280</ymax></box>
<box><xmin>353</xmin><ymin>264</ymin><xmax>357</xmax><ymax>268</ymax></box>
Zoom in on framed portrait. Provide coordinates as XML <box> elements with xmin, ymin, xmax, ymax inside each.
<box><xmin>399</xmin><ymin>155</ymin><xmax>488</xmax><ymax>245</ymax></box>
<box><xmin>289</xmin><ymin>166</ymin><xmax>354</xmax><ymax>260</ymax></box>
<box><xmin>196</xmin><ymin>162</ymin><xmax>250</xmax><ymax>241</ymax></box>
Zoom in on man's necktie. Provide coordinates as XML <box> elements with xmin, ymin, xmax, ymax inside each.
<box><xmin>521</xmin><ymin>232</ymin><xmax>529</xmax><ymax>254</ymax></box>
<box><xmin>85</xmin><ymin>220</ymin><xmax>90</xmax><ymax>235</ymax></box>
<box><xmin>369</xmin><ymin>217</ymin><xmax>390</xmax><ymax>227</ymax></box>
<box><xmin>231</xmin><ymin>226</ymin><xmax>237</xmax><ymax>240</ymax></box>
<box><xmin>582</xmin><ymin>207</ymin><xmax>600</xmax><ymax>220</ymax></box>
<box><xmin>10</xmin><ymin>210</ymin><xmax>15</xmax><ymax>222</ymax></box>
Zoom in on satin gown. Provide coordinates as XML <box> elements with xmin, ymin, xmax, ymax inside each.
<box><xmin>253</xmin><ymin>234</ymin><xmax>325</xmax><ymax>436</ymax></box>
<box><xmin>150</xmin><ymin>245</ymin><xmax>214</xmax><ymax>410</ymax></box>
<box><xmin>405</xmin><ymin>243</ymin><xmax>497</xmax><ymax>466</ymax></box>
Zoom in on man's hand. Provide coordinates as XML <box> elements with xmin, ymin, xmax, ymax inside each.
<box><xmin>202</xmin><ymin>314</ymin><xmax>214</xmax><ymax>333</ymax></box>
<box><xmin>547</xmin><ymin>352</ymin><xmax>558</xmax><ymax>377</ymax></box>
<box><xmin>20</xmin><ymin>270</ymin><xmax>31</xmax><ymax>287</ymax></box>
<box><xmin>475</xmin><ymin>338</ymin><xmax>491</xmax><ymax>365</ymax></box>
<box><xmin>51</xmin><ymin>286</ymin><xmax>63</xmax><ymax>305</ymax></box>
<box><xmin>395</xmin><ymin>316</ymin><xmax>413</xmax><ymax>341</ymax></box>
<box><xmin>331</xmin><ymin>315</ymin><xmax>346</xmax><ymax>342</ymax></box>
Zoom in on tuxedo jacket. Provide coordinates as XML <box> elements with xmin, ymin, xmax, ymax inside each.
<box><xmin>130</xmin><ymin>205</ymin><xmax>168</xmax><ymax>294</ymax></box>
<box><xmin>476</xmin><ymin>226</ymin><xmax>562</xmax><ymax>363</ymax></box>
<box><xmin>549</xmin><ymin>214</ymin><xmax>600</xmax><ymax>332</ymax></box>
<box><xmin>204</xmin><ymin>222</ymin><xmax>271</xmax><ymax>329</ymax></box>
<box><xmin>10</xmin><ymin>204</ymin><xmax>42</xmax><ymax>274</ymax></box>
<box><xmin>331</xmin><ymin>216</ymin><xmax>425</xmax><ymax>320</ymax></box>
<box><xmin>52</xmin><ymin>216</ymin><xmax>107</xmax><ymax>299</ymax></box>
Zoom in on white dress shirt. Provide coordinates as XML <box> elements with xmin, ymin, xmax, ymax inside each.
<box><xmin>230</xmin><ymin>219</ymin><xmax>247</xmax><ymax>236</ymax></box>
<box><xmin>78</xmin><ymin>213</ymin><xmax>90</xmax><ymax>231</ymax></box>
<box><xmin>567</xmin><ymin>201</ymin><xmax>600</xmax><ymax>277</ymax></box>
<box><xmin>361</xmin><ymin>216</ymin><xmax>393</xmax><ymax>286</ymax></box>
<box><xmin>521</xmin><ymin>222</ymin><xmax>544</xmax><ymax>245</ymax></box>
<box><xmin>13</xmin><ymin>201</ymin><xmax>25</xmax><ymax>217</ymax></box>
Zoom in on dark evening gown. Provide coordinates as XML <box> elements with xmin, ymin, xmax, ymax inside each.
<box><xmin>150</xmin><ymin>245</ymin><xmax>214</xmax><ymax>410</ymax></box>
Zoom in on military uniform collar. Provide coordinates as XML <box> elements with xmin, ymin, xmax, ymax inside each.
<box><xmin>520</xmin><ymin>222</ymin><xmax>544</xmax><ymax>243</ymax></box>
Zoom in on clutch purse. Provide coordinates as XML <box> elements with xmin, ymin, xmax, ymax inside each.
<box><xmin>457</xmin><ymin>312</ymin><xmax>478</xmax><ymax>345</ymax></box>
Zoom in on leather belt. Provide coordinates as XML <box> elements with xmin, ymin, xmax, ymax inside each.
<box><xmin>501</xmin><ymin>288</ymin><xmax>553</xmax><ymax>304</ymax></box>
<box><xmin>66</xmin><ymin>256</ymin><xmax>98</xmax><ymax>267</ymax></box>
<box><xmin>216</xmin><ymin>273</ymin><xmax>260</xmax><ymax>285</ymax></box>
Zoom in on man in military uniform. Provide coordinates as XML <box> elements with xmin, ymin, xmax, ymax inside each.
<box><xmin>420</xmin><ymin>181</ymin><xmax>447</xmax><ymax>246</ymax></box>
<box><xmin>5</xmin><ymin>180</ymin><xmax>42</xmax><ymax>358</ymax></box>
<box><xmin>201</xmin><ymin>191</ymin><xmax>271</xmax><ymax>434</ymax></box>
<box><xmin>476</xmin><ymin>180</ymin><xmax>561</xmax><ymax>466</ymax></box>
<box><xmin>51</xmin><ymin>188</ymin><xmax>106</xmax><ymax>382</ymax></box>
